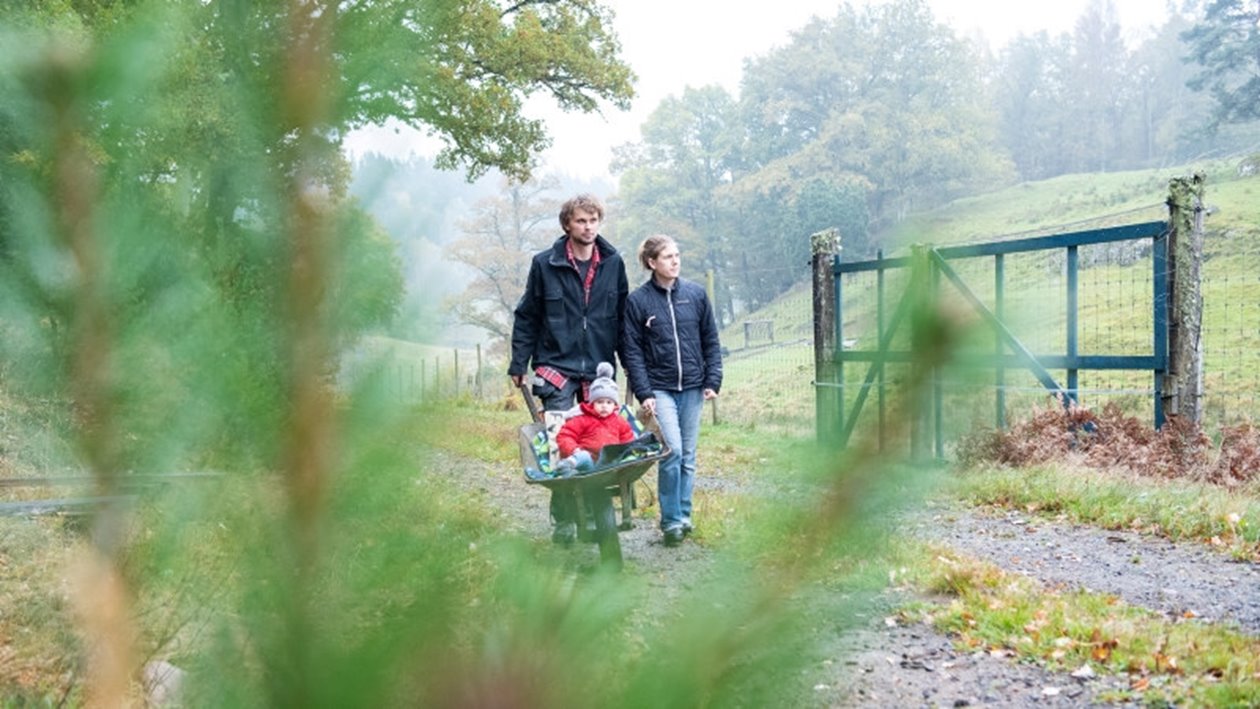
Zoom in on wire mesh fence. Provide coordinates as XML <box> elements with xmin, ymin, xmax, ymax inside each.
<box><xmin>716</xmin><ymin>266</ymin><xmax>816</xmax><ymax>433</ymax></box>
<box><xmin>806</xmin><ymin>218</ymin><xmax>1260</xmax><ymax>452</ymax></box>
<box><xmin>339</xmin><ymin>341</ymin><xmax>510</xmax><ymax>406</ymax></box>
<box><xmin>1199</xmin><ymin>257</ymin><xmax>1260</xmax><ymax>426</ymax></box>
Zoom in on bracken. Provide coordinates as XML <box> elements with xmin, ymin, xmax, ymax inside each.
<box><xmin>958</xmin><ymin>399</ymin><xmax>1257</xmax><ymax>486</ymax></box>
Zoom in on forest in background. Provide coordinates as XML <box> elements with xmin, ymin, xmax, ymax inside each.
<box><xmin>371</xmin><ymin>0</ymin><xmax>1260</xmax><ymax>350</ymax></box>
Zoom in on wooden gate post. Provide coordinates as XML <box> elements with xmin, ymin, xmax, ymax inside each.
<box><xmin>812</xmin><ymin>228</ymin><xmax>842</xmax><ymax>444</ymax></box>
<box><xmin>1163</xmin><ymin>173</ymin><xmax>1205</xmax><ymax>424</ymax></box>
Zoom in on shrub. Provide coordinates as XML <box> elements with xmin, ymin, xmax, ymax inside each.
<box><xmin>959</xmin><ymin>398</ymin><xmax>1256</xmax><ymax>485</ymax></box>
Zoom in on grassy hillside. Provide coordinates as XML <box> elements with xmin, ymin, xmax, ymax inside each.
<box><xmin>720</xmin><ymin>156</ymin><xmax>1260</xmax><ymax>437</ymax></box>
<box><xmin>882</xmin><ymin>157</ymin><xmax>1260</xmax><ymax>249</ymax></box>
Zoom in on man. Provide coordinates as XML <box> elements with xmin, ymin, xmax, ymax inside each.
<box><xmin>509</xmin><ymin>194</ymin><xmax>628</xmax><ymax>544</ymax></box>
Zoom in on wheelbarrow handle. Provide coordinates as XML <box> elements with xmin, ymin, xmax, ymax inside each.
<box><xmin>518</xmin><ymin>382</ymin><xmax>544</xmax><ymax>424</ymax></box>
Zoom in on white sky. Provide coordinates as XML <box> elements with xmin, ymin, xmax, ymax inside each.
<box><xmin>345</xmin><ymin>0</ymin><xmax>1169</xmax><ymax>181</ymax></box>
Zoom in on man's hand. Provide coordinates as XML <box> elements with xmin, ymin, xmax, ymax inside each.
<box><xmin>510</xmin><ymin>374</ymin><xmax>524</xmax><ymax>387</ymax></box>
<box><xmin>703</xmin><ymin>388</ymin><xmax>718</xmax><ymax>401</ymax></box>
<box><xmin>640</xmin><ymin>397</ymin><xmax>656</xmax><ymax>415</ymax></box>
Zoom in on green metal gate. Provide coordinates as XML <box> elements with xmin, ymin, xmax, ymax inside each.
<box><xmin>823</xmin><ymin>221</ymin><xmax>1171</xmax><ymax>456</ymax></box>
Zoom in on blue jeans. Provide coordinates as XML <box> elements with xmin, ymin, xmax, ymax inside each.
<box><xmin>653</xmin><ymin>388</ymin><xmax>703</xmax><ymax>531</ymax></box>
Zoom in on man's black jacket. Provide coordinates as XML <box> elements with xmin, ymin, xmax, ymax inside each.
<box><xmin>509</xmin><ymin>235</ymin><xmax>628</xmax><ymax>382</ymax></box>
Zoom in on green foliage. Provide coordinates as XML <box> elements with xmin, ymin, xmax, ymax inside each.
<box><xmin>1182</xmin><ymin>0</ymin><xmax>1260</xmax><ymax>127</ymax></box>
<box><xmin>614</xmin><ymin>84</ymin><xmax>743</xmax><ymax>317</ymax></box>
<box><xmin>338</xmin><ymin>0</ymin><xmax>634</xmax><ymax>181</ymax></box>
<box><xmin>738</xmin><ymin>0</ymin><xmax>1011</xmax><ymax>227</ymax></box>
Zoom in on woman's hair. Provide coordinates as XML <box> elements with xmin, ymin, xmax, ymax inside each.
<box><xmin>637</xmin><ymin>234</ymin><xmax>677</xmax><ymax>270</ymax></box>
<box><xmin>558</xmin><ymin>194</ymin><xmax>605</xmax><ymax>228</ymax></box>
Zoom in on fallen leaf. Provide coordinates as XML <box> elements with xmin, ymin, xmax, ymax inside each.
<box><xmin>1130</xmin><ymin>677</ymin><xmax>1150</xmax><ymax>691</ymax></box>
<box><xmin>1154</xmin><ymin>652</ymin><xmax>1182</xmax><ymax>674</ymax></box>
<box><xmin>1070</xmin><ymin>664</ymin><xmax>1096</xmax><ymax>679</ymax></box>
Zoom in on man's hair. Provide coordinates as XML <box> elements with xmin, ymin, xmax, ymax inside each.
<box><xmin>559</xmin><ymin>194</ymin><xmax>605</xmax><ymax>229</ymax></box>
<box><xmin>637</xmin><ymin>234</ymin><xmax>677</xmax><ymax>270</ymax></box>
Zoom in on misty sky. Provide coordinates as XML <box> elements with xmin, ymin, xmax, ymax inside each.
<box><xmin>345</xmin><ymin>0</ymin><xmax>1171</xmax><ymax>181</ymax></box>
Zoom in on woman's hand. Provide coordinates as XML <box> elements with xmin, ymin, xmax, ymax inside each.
<box><xmin>703</xmin><ymin>388</ymin><xmax>718</xmax><ymax>401</ymax></box>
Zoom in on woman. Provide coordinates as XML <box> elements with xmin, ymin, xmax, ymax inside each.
<box><xmin>622</xmin><ymin>235</ymin><xmax>723</xmax><ymax>547</ymax></box>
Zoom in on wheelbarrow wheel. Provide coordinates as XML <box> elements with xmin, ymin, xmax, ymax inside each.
<box><xmin>593</xmin><ymin>489</ymin><xmax>623</xmax><ymax>571</ymax></box>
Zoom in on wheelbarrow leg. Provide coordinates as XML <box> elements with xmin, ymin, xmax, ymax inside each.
<box><xmin>618</xmin><ymin>480</ymin><xmax>633</xmax><ymax>531</ymax></box>
<box><xmin>573</xmin><ymin>491</ymin><xmax>592</xmax><ymax>543</ymax></box>
<box><xmin>592</xmin><ymin>488</ymin><xmax>623</xmax><ymax>571</ymax></box>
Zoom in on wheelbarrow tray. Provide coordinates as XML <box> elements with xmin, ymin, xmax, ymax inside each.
<box><xmin>518</xmin><ymin>420</ymin><xmax>669</xmax><ymax>531</ymax></box>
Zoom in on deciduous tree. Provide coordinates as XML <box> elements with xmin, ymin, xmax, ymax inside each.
<box><xmin>445</xmin><ymin>177</ymin><xmax>561</xmax><ymax>348</ymax></box>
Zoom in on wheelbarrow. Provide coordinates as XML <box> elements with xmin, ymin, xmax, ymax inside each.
<box><xmin>517</xmin><ymin>385</ymin><xmax>668</xmax><ymax>570</ymax></box>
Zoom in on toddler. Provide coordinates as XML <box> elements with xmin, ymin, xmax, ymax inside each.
<box><xmin>554</xmin><ymin>362</ymin><xmax>634</xmax><ymax>475</ymax></box>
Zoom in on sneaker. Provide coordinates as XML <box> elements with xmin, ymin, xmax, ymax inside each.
<box><xmin>663</xmin><ymin>526</ymin><xmax>685</xmax><ymax>547</ymax></box>
<box><xmin>681</xmin><ymin>518</ymin><xmax>694</xmax><ymax>536</ymax></box>
<box><xmin>552</xmin><ymin>521</ymin><xmax>577</xmax><ymax>546</ymax></box>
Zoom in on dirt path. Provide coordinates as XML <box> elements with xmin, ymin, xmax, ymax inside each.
<box><xmin>434</xmin><ymin>448</ymin><xmax>1260</xmax><ymax>707</ymax></box>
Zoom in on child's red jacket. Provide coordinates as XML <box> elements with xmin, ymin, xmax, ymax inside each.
<box><xmin>556</xmin><ymin>402</ymin><xmax>635</xmax><ymax>458</ymax></box>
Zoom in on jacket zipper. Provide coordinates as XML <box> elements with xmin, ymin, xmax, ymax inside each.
<box><xmin>667</xmin><ymin>287</ymin><xmax>682</xmax><ymax>389</ymax></box>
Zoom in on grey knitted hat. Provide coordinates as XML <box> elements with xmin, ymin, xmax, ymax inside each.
<box><xmin>587</xmin><ymin>362</ymin><xmax>619</xmax><ymax>404</ymax></box>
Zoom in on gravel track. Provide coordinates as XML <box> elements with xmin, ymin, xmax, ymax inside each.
<box><xmin>435</xmin><ymin>449</ymin><xmax>1259</xmax><ymax>707</ymax></box>
<box><xmin>808</xmin><ymin>503</ymin><xmax>1260</xmax><ymax>708</ymax></box>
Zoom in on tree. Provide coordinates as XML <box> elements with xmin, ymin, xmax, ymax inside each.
<box><xmin>1182</xmin><ymin>0</ymin><xmax>1260</xmax><ymax>127</ymax></box>
<box><xmin>1125</xmin><ymin>13</ymin><xmax>1218</xmax><ymax>164</ymax></box>
<box><xmin>445</xmin><ymin>177</ymin><xmax>561</xmax><ymax>349</ymax></box>
<box><xmin>992</xmin><ymin>31</ymin><xmax>1073</xmax><ymax>180</ymax></box>
<box><xmin>613</xmin><ymin>85</ymin><xmax>744</xmax><ymax>321</ymax></box>
<box><xmin>0</xmin><ymin>0</ymin><xmax>642</xmax><ymax>476</ymax></box>
<box><xmin>737</xmin><ymin>0</ymin><xmax>1011</xmax><ymax>229</ymax></box>
<box><xmin>1064</xmin><ymin>0</ymin><xmax>1129</xmax><ymax>172</ymax></box>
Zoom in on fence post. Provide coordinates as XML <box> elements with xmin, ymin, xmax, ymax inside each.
<box><xmin>433</xmin><ymin>356</ymin><xmax>441</xmax><ymax>399</ymax></box>
<box><xmin>1162</xmin><ymin>173</ymin><xmax>1205</xmax><ymax>424</ymax></box>
<box><xmin>812</xmin><ymin>228</ymin><xmax>842</xmax><ymax>444</ymax></box>
<box><xmin>453</xmin><ymin>348</ymin><xmax>460</xmax><ymax>398</ymax></box>
<box><xmin>476</xmin><ymin>344</ymin><xmax>483</xmax><ymax>400</ymax></box>
<box><xmin>705</xmin><ymin>269</ymin><xmax>719</xmax><ymax>424</ymax></box>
